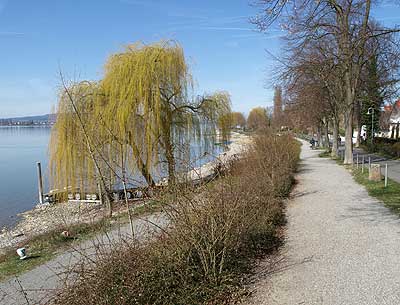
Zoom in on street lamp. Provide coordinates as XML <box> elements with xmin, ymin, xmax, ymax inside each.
<box><xmin>367</xmin><ymin>107</ymin><xmax>375</xmax><ymax>145</ymax></box>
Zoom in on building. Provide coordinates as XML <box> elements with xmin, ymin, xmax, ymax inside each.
<box><xmin>381</xmin><ymin>100</ymin><xmax>400</xmax><ymax>138</ymax></box>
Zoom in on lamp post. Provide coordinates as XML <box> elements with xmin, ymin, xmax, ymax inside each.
<box><xmin>367</xmin><ymin>107</ymin><xmax>375</xmax><ymax>145</ymax></box>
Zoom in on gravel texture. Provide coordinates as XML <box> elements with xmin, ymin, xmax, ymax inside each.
<box><xmin>245</xmin><ymin>140</ymin><xmax>400</xmax><ymax>305</ymax></box>
<box><xmin>0</xmin><ymin>201</ymin><xmax>108</xmax><ymax>253</ymax></box>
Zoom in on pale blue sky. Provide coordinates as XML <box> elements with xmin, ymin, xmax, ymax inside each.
<box><xmin>0</xmin><ymin>0</ymin><xmax>398</xmax><ymax>117</ymax></box>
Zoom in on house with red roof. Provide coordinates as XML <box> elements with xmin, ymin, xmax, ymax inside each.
<box><xmin>381</xmin><ymin>99</ymin><xmax>400</xmax><ymax>138</ymax></box>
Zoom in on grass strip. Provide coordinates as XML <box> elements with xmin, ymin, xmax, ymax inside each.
<box><xmin>352</xmin><ymin>168</ymin><xmax>400</xmax><ymax>214</ymax></box>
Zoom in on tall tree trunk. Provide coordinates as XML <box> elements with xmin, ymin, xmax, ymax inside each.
<box><xmin>126</xmin><ymin>131</ymin><xmax>155</xmax><ymax>187</ymax></box>
<box><xmin>324</xmin><ymin>118</ymin><xmax>329</xmax><ymax>149</ymax></box>
<box><xmin>129</xmin><ymin>142</ymin><xmax>155</xmax><ymax>187</ymax></box>
<box><xmin>355</xmin><ymin>100</ymin><xmax>362</xmax><ymax>148</ymax></box>
<box><xmin>164</xmin><ymin>134</ymin><xmax>175</xmax><ymax>185</ymax></box>
<box><xmin>120</xmin><ymin>145</ymin><xmax>134</xmax><ymax>237</ymax></box>
<box><xmin>331</xmin><ymin>117</ymin><xmax>339</xmax><ymax>158</ymax></box>
<box><xmin>356</xmin><ymin>123</ymin><xmax>362</xmax><ymax>147</ymax></box>
<box><xmin>344</xmin><ymin>70</ymin><xmax>354</xmax><ymax>165</ymax></box>
<box><xmin>317</xmin><ymin>124</ymin><xmax>322</xmax><ymax>148</ymax></box>
<box><xmin>344</xmin><ymin>108</ymin><xmax>354</xmax><ymax>164</ymax></box>
<box><xmin>163</xmin><ymin>109</ymin><xmax>176</xmax><ymax>185</ymax></box>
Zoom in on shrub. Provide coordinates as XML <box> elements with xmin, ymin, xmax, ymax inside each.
<box><xmin>392</xmin><ymin>142</ymin><xmax>400</xmax><ymax>157</ymax></box>
<box><xmin>52</xmin><ymin>133</ymin><xmax>300</xmax><ymax>305</ymax></box>
<box><xmin>363</xmin><ymin>137</ymin><xmax>400</xmax><ymax>158</ymax></box>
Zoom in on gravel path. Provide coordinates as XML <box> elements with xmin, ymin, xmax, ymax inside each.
<box><xmin>245</xmin><ymin>140</ymin><xmax>400</xmax><ymax>305</ymax></box>
<box><xmin>0</xmin><ymin>213</ymin><xmax>168</xmax><ymax>305</ymax></box>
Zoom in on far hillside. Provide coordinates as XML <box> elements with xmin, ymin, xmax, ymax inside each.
<box><xmin>0</xmin><ymin>114</ymin><xmax>56</xmax><ymax>126</ymax></box>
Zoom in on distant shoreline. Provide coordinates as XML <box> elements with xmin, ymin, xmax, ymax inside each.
<box><xmin>0</xmin><ymin>125</ymin><xmax>53</xmax><ymax>128</ymax></box>
<box><xmin>0</xmin><ymin>113</ymin><xmax>55</xmax><ymax>127</ymax></box>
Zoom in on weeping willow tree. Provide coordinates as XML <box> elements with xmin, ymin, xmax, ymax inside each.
<box><xmin>49</xmin><ymin>80</ymin><xmax>115</xmax><ymax>215</ymax></box>
<box><xmin>50</xmin><ymin>40</ymin><xmax>232</xmax><ymax>204</ymax></box>
<box><xmin>100</xmin><ymin>40</ymin><xmax>231</xmax><ymax>184</ymax></box>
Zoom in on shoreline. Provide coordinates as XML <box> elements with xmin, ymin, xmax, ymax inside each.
<box><xmin>0</xmin><ymin>132</ymin><xmax>251</xmax><ymax>253</ymax></box>
<box><xmin>0</xmin><ymin>125</ymin><xmax>53</xmax><ymax>128</ymax></box>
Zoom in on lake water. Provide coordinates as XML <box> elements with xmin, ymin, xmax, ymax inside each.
<box><xmin>0</xmin><ymin>127</ymin><xmax>50</xmax><ymax>228</ymax></box>
<box><xmin>0</xmin><ymin>127</ymin><xmax>223</xmax><ymax>228</ymax></box>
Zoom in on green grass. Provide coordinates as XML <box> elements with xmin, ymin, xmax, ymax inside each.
<box><xmin>352</xmin><ymin>168</ymin><xmax>400</xmax><ymax>214</ymax></box>
<box><xmin>0</xmin><ymin>199</ymin><xmax>163</xmax><ymax>282</ymax></box>
<box><xmin>0</xmin><ymin>221</ymin><xmax>110</xmax><ymax>282</ymax></box>
<box><xmin>334</xmin><ymin>157</ymin><xmax>344</xmax><ymax>165</ymax></box>
<box><xmin>317</xmin><ymin>150</ymin><xmax>344</xmax><ymax>165</ymax></box>
<box><xmin>318</xmin><ymin>150</ymin><xmax>331</xmax><ymax>158</ymax></box>
<box><xmin>0</xmin><ymin>251</ymin><xmax>53</xmax><ymax>281</ymax></box>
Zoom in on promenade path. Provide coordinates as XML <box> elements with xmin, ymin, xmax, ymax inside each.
<box><xmin>0</xmin><ymin>213</ymin><xmax>168</xmax><ymax>305</ymax></box>
<box><xmin>246</xmin><ymin>140</ymin><xmax>400</xmax><ymax>305</ymax></box>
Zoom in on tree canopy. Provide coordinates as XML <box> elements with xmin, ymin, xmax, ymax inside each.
<box><xmin>253</xmin><ymin>0</ymin><xmax>400</xmax><ymax>163</ymax></box>
<box><xmin>50</xmin><ymin>41</ymin><xmax>232</xmax><ymax>195</ymax></box>
<box><xmin>247</xmin><ymin>107</ymin><xmax>269</xmax><ymax>130</ymax></box>
<box><xmin>231</xmin><ymin>112</ymin><xmax>246</xmax><ymax>129</ymax></box>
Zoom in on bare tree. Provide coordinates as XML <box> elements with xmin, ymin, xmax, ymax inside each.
<box><xmin>247</xmin><ymin>107</ymin><xmax>269</xmax><ymax>130</ymax></box>
<box><xmin>273</xmin><ymin>86</ymin><xmax>284</xmax><ymax>128</ymax></box>
<box><xmin>253</xmin><ymin>0</ymin><xmax>400</xmax><ymax>163</ymax></box>
<box><xmin>277</xmin><ymin>37</ymin><xmax>344</xmax><ymax>155</ymax></box>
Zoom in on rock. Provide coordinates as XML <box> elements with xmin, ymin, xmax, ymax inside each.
<box><xmin>369</xmin><ymin>164</ymin><xmax>382</xmax><ymax>181</ymax></box>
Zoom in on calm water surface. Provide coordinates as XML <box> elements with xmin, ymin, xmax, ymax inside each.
<box><xmin>0</xmin><ymin>127</ymin><xmax>50</xmax><ymax>228</ymax></box>
<box><xmin>0</xmin><ymin>127</ymin><xmax>223</xmax><ymax>228</ymax></box>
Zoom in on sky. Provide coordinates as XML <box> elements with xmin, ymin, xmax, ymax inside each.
<box><xmin>0</xmin><ymin>0</ymin><xmax>398</xmax><ymax>118</ymax></box>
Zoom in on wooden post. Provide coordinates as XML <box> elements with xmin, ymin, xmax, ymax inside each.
<box><xmin>362</xmin><ymin>156</ymin><xmax>365</xmax><ymax>173</ymax></box>
<box><xmin>385</xmin><ymin>164</ymin><xmax>388</xmax><ymax>188</ymax></box>
<box><xmin>356</xmin><ymin>154</ymin><xmax>359</xmax><ymax>169</ymax></box>
<box><xmin>37</xmin><ymin>162</ymin><xmax>44</xmax><ymax>204</ymax></box>
<box><xmin>368</xmin><ymin>157</ymin><xmax>371</xmax><ymax>174</ymax></box>
<box><xmin>97</xmin><ymin>183</ymin><xmax>103</xmax><ymax>205</ymax></box>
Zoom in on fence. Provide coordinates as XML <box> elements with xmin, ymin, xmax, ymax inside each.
<box><xmin>354</xmin><ymin>153</ymin><xmax>388</xmax><ymax>188</ymax></box>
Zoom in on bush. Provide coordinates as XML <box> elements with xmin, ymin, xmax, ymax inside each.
<box><xmin>392</xmin><ymin>142</ymin><xmax>400</xmax><ymax>157</ymax></box>
<box><xmin>363</xmin><ymin>137</ymin><xmax>400</xmax><ymax>158</ymax></box>
<box><xmin>52</xmin><ymin>133</ymin><xmax>300</xmax><ymax>305</ymax></box>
